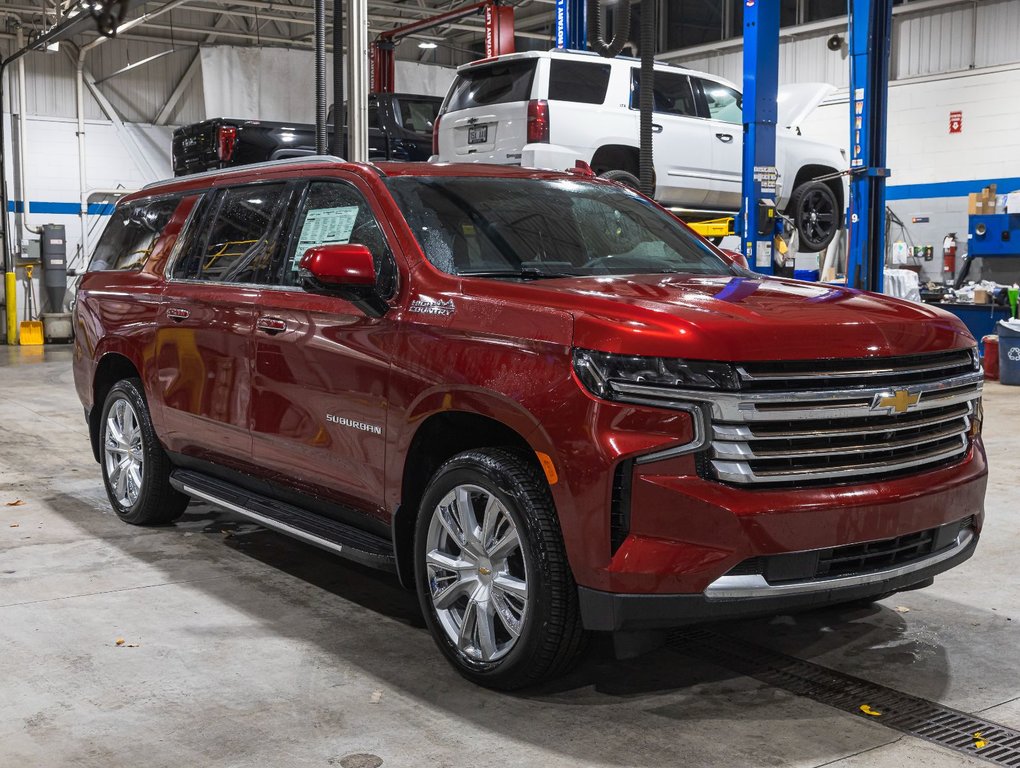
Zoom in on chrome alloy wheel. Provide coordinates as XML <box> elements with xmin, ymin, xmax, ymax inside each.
<box><xmin>104</xmin><ymin>397</ymin><xmax>144</xmax><ymax>508</ymax></box>
<box><xmin>425</xmin><ymin>484</ymin><xmax>530</xmax><ymax>663</ymax></box>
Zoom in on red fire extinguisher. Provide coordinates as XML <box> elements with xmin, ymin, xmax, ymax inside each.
<box><xmin>942</xmin><ymin>233</ymin><xmax>958</xmax><ymax>280</ymax></box>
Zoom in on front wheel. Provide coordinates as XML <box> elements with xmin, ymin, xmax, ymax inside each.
<box><xmin>414</xmin><ymin>449</ymin><xmax>588</xmax><ymax>690</ymax></box>
<box><xmin>788</xmin><ymin>180</ymin><xmax>840</xmax><ymax>253</ymax></box>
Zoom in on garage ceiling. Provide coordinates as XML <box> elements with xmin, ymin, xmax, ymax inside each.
<box><xmin>6</xmin><ymin>0</ymin><xmax>557</xmax><ymax>66</ymax></box>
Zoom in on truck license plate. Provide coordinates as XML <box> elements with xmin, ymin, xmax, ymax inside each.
<box><xmin>468</xmin><ymin>125</ymin><xmax>488</xmax><ymax>144</ymax></box>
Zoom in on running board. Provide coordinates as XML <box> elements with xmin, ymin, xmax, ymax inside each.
<box><xmin>169</xmin><ymin>469</ymin><xmax>396</xmax><ymax>573</ymax></box>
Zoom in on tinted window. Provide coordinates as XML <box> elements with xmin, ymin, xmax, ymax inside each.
<box><xmin>190</xmin><ymin>184</ymin><xmax>289</xmax><ymax>283</ymax></box>
<box><xmin>631</xmin><ymin>70</ymin><xmax>698</xmax><ymax>117</ymax></box>
<box><xmin>549</xmin><ymin>60</ymin><xmax>611</xmax><ymax>104</ymax></box>
<box><xmin>445</xmin><ymin>60</ymin><xmax>537</xmax><ymax>112</ymax></box>
<box><xmin>280</xmin><ymin>181</ymin><xmax>394</xmax><ymax>295</ymax></box>
<box><xmin>698</xmin><ymin>79</ymin><xmax>742</xmax><ymax>123</ymax></box>
<box><xmin>386</xmin><ymin>177</ymin><xmax>731</xmax><ymax>278</ymax></box>
<box><xmin>88</xmin><ymin>198</ymin><xmax>180</xmax><ymax>272</ymax></box>
<box><xmin>393</xmin><ymin>97</ymin><xmax>441</xmax><ymax>132</ymax></box>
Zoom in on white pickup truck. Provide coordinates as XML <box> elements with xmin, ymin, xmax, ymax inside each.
<box><xmin>433</xmin><ymin>49</ymin><xmax>847</xmax><ymax>252</ymax></box>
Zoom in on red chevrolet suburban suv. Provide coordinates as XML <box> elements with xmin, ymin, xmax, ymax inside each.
<box><xmin>73</xmin><ymin>157</ymin><xmax>986</xmax><ymax>690</ymax></box>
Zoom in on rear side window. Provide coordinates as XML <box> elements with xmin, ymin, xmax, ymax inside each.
<box><xmin>549</xmin><ymin>60</ymin><xmax>611</xmax><ymax>104</ymax></box>
<box><xmin>88</xmin><ymin>198</ymin><xmax>179</xmax><ymax>272</ymax></box>
<box><xmin>445</xmin><ymin>60</ymin><xmax>537</xmax><ymax>112</ymax></box>
<box><xmin>698</xmin><ymin>79</ymin><xmax>743</xmax><ymax>123</ymax></box>
<box><xmin>631</xmin><ymin>70</ymin><xmax>698</xmax><ymax>117</ymax></box>
<box><xmin>174</xmin><ymin>183</ymin><xmax>290</xmax><ymax>283</ymax></box>
<box><xmin>393</xmin><ymin>97</ymin><xmax>441</xmax><ymax>132</ymax></box>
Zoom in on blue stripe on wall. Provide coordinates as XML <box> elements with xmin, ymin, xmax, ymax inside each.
<box><xmin>5</xmin><ymin>176</ymin><xmax>1020</xmax><ymax>214</ymax></box>
<box><xmin>885</xmin><ymin>177</ymin><xmax>1020</xmax><ymax>201</ymax></box>
<box><xmin>6</xmin><ymin>200</ymin><xmax>117</xmax><ymax>215</ymax></box>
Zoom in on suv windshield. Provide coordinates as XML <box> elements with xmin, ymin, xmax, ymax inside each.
<box><xmin>386</xmin><ymin>177</ymin><xmax>734</xmax><ymax>279</ymax></box>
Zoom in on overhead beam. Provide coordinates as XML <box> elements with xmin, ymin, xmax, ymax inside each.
<box><xmin>154</xmin><ymin>52</ymin><xmax>200</xmax><ymax>124</ymax></box>
<box><xmin>80</xmin><ymin>63</ymin><xmax>160</xmax><ymax>178</ymax></box>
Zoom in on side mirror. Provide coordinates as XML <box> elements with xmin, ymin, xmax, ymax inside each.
<box><xmin>719</xmin><ymin>248</ymin><xmax>749</xmax><ymax>270</ymax></box>
<box><xmin>299</xmin><ymin>244</ymin><xmax>388</xmax><ymax>317</ymax></box>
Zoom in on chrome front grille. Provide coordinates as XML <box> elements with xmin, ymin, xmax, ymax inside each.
<box><xmin>706</xmin><ymin>352</ymin><xmax>983</xmax><ymax>486</ymax></box>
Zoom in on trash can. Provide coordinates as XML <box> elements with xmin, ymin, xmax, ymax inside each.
<box><xmin>982</xmin><ymin>335</ymin><xmax>999</xmax><ymax>381</ymax></box>
<box><xmin>998</xmin><ymin>320</ymin><xmax>1020</xmax><ymax>386</ymax></box>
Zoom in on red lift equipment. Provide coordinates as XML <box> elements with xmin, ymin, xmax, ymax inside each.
<box><xmin>371</xmin><ymin>0</ymin><xmax>514</xmax><ymax>93</ymax></box>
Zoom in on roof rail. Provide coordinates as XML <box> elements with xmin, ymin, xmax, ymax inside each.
<box><xmin>143</xmin><ymin>154</ymin><xmax>346</xmax><ymax>190</ymax></box>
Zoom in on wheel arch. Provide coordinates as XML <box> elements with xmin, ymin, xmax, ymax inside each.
<box><xmin>590</xmin><ymin>144</ymin><xmax>640</xmax><ymax>176</ymax></box>
<box><xmin>392</xmin><ymin>408</ymin><xmax>542</xmax><ymax>589</ymax></box>
<box><xmin>789</xmin><ymin>164</ymin><xmax>844</xmax><ymax>216</ymax></box>
<box><xmin>89</xmin><ymin>352</ymin><xmax>142</xmax><ymax>462</ymax></box>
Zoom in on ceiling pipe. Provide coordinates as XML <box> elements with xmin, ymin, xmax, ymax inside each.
<box><xmin>15</xmin><ymin>27</ymin><xmax>42</xmax><ymax>236</ymax></box>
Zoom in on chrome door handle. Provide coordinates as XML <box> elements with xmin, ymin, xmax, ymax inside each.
<box><xmin>166</xmin><ymin>307</ymin><xmax>190</xmax><ymax>322</ymax></box>
<box><xmin>651</xmin><ymin>123</ymin><xmax>663</xmax><ymax>134</ymax></box>
<box><xmin>256</xmin><ymin>317</ymin><xmax>287</xmax><ymax>335</ymax></box>
<box><xmin>716</xmin><ymin>133</ymin><xmax>734</xmax><ymax>143</ymax></box>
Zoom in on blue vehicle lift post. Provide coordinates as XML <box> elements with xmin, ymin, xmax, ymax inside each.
<box><xmin>738</xmin><ymin>0</ymin><xmax>780</xmax><ymax>275</ymax></box>
<box><xmin>737</xmin><ymin>0</ymin><xmax>894</xmax><ymax>289</ymax></box>
<box><xmin>555</xmin><ymin>0</ymin><xmax>586</xmax><ymax>49</ymax></box>
<box><xmin>846</xmin><ymin>0</ymin><xmax>894</xmax><ymax>291</ymax></box>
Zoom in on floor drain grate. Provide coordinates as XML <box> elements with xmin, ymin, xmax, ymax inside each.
<box><xmin>670</xmin><ymin>629</ymin><xmax>1020</xmax><ymax>766</ymax></box>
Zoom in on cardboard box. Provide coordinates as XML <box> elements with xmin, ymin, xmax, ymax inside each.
<box><xmin>973</xmin><ymin>288</ymin><xmax>989</xmax><ymax>304</ymax></box>
<box><xmin>983</xmin><ymin>184</ymin><xmax>998</xmax><ymax>214</ymax></box>
<box><xmin>968</xmin><ymin>193</ymin><xmax>982</xmax><ymax>215</ymax></box>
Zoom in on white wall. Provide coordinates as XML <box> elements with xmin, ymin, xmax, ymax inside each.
<box><xmin>199</xmin><ymin>45</ymin><xmax>455</xmax><ymax>121</ymax></box>
<box><xmin>798</xmin><ymin>65</ymin><xmax>1020</xmax><ymax>280</ymax></box>
<box><xmin>665</xmin><ymin>0</ymin><xmax>1020</xmax><ymax>87</ymax></box>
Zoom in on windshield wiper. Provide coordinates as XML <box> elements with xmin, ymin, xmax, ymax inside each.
<box><xmin>458</xmin><ymin>268</ymin><xmax>582</xmax><ymax>280</ymax></box>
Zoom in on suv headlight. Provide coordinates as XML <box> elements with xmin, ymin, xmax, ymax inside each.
<box><xmin>572</xmin><ymin>348</ymin><xmax>739</xmax><ymax>404</ymax></box>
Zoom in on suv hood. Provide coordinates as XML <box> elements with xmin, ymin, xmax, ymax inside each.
<box><xmin>777</xmin><ymin>83</ymin><xmax>836</xmax><ymax>129</ymax></box>
<box><xmin>517</xmin><ymin>273</ymin><xmax>973</xmax><ymax>361</ymax></box>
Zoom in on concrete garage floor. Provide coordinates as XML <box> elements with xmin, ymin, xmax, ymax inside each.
<box><xmin>1</xmin><ymin>346</ymin><xmax>1018</xmax><ymax>768</ymax></box>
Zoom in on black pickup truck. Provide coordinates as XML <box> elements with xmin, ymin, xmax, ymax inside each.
<box><xmin>172</xmin><ymin>92</ymin><xmax>441</xmax><ymax>176</ymax></box>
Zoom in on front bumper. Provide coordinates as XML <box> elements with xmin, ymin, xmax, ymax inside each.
<box><xmin>579</xmin><ymin>523</ymin><xmax>978</xmax><ymax>631</ymax></box>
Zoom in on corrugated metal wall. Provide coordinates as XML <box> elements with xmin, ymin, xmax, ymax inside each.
<box><xmin>668</xmin><ymin>0</ymin><xmax>1020</xmax><ymax>86</ymax></box>
<box><xmin>1</xmin><ymin>37</ymin><xmax>204</xmax><ymax>125</ymax></box>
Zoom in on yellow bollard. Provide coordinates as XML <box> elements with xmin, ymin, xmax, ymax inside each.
<box><xmin>4</xmin><ymin>271</ymin><xmax>16</xmax><ymax>345</ymax></box>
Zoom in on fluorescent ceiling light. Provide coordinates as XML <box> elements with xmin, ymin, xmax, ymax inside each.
<box><xmin>418</xmin><ymin>41</ymin><xmax>438</xmax><ymax>49</ymax></box>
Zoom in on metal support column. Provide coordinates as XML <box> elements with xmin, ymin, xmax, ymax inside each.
<box><xmin>347</xmin><ymin>0</ymin><xmax>370</xmax><ymax>161</ymax></box>
<box><xmin>738</xmin><ymin>0</ymin><xmax>780</xmax><ymax>275</ymax></box>
<box><xmin>846</xmin><ymin>0</ymin><xmax>894</xmax><ymax>292</ymax></box>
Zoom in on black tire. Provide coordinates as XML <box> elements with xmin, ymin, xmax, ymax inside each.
<box><xmin>99</xmin><ymin>378</ymin><xmax>188</xmax><ymax>526</ymax></box>
<box><xmin>414</xmin><ymin>448</ymin><xmax>588</xmax><ymax>690</ymax></box>
<box><xmin>598</xmin><ymin>168</ymin><xmax>641</xmax><ymax>190</ymax></box>
<box><xmin>788</xmin><ymin>180</ymin><xmax>840</xmax><ymax>253</ymax></box>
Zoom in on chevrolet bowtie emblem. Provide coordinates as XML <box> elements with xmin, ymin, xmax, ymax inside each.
<box><xmin>873</xmin><ymin>389</ymin><xmax>921</xmax><ymax>414</ymax></box>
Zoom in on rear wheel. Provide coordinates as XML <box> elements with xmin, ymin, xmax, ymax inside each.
<box><xmin>100</xmin><ymin>379</ymin><xmax>188</xmax><ymax>526</ymax></box>
<box><xmin>598</xmin><ymin>169</ymin><xmax>641</xmax><ymax>191</ymax></box>
<box><xmin>788</xmin><ymin>180</ymin><xmax>839</xmax><ymax>253</ymax></box>
<box><xmin>414</xmin><ymin>449</ymin><xmax>588</xmax><ymax>690</ymax></box>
